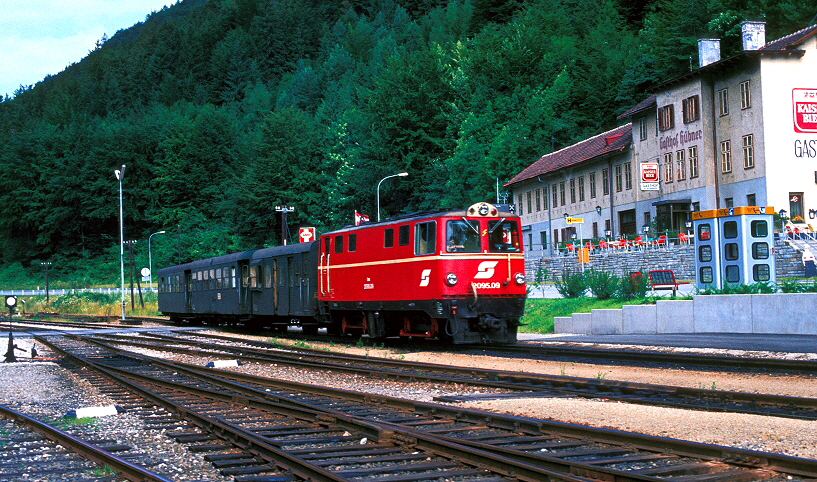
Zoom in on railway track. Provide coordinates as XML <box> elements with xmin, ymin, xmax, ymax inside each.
<box><xmin>35</xmin><ymin>332</ymin><xmax>817</xmax><ymax>481</ymax></box>
<box><xmin>87</xmin><ymin>330</ymin><xmax>817</xmax><ymax>422</ymax></box>
<box><xmin>0</xmin><ymin>404</ymin><xmax>172</xmax><ymax>481</ymax></box>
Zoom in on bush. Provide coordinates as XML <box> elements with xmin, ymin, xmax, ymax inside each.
<box><xmin>585</xmin><ymin>269</ymin><xmax>619</xmax><ymax>300</ymax></box>
<box><xmin>619</xmin><ymin>272</ymin><xmax>648</xmax><ymax>299</ymax></box>
<box><xmin>554</xmin><ymin>269</ymin><xmax>587</xmax><ymax>298</ymax></box>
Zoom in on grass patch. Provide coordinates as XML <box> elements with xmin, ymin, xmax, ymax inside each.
<box><xmin>520</xmin><ymin>298</ymin><xmax>649</xmax><ymax>334</ymax></box>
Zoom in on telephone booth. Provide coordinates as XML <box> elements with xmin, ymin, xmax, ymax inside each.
<box><xmin>692</xmin><ymin>210</ymin><xmax>722</xmax><ymax>290</ymax></box>
<box><xmin>693</xmin><ymin>206</ymin><xmax>775</xmax><ymax>290</ymax></box>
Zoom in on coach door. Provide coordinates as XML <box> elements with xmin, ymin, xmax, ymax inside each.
<box><xmin>289</xmin><ymin>256</ymin><xmax>303</xmax><ymax>314</ymax></box>
<box><xmin>277</xmin><ymin>258</ymin><xmax>290</xmax><ymax>315</ymax></box>
<box><xmin>239</xmin><ymin>260</ymin><xmax>251</xmax><ymax>314</ymax></box>
<box><xmin>184</xmin><ymin>270</ymin><xmax>193</xmax><ymax>312</ymax></box>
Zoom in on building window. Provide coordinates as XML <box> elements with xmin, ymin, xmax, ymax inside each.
<box><xmin>689</xmin><ymin>146</ymin><xmax>699</xmax><ymax>178</ymax></box>
<box><xmin>615</xmin><ymin>165</ymin><xmax>623</xmax><ymax>192</ymax></box>
<box><xmin>682</xmin><ymin>95</ymin><xmax>700</xmax><ymax>123</ymax></box>
<box><xmin>718</xmin><ymin>88</ymin><xmax>729</xmax><ymax>116</ymax></box>
<box><xmin>743</xmin><ymin>134</ymin><xmax>754</xmax><ymax>169</ymax></box>
<box><xmin>542</xmin><ymin>186</ymin><xmax>548</xmax><ymax>209</ymax></box>
<box><xmin>540</xmin><ymin>231</ymin><xmax>547</xmax><ymax>250</ymax></box>
<box><xmin>517</xmin><ymin>195</ymin><xmax>523</xmax><ymax>216</ymax></box>
<box><xmin>747</xmin><ymin>193</ymin><xmax>756</xmax><ymax>206</ymax></box>
<box><xmin>527</xmin><ymin>191</ymin><xmax>532</xmax><ymax>213</ymax></box>
<box><xmin>676</xmin><ymin>150</ymin><xmax>686</xmax><ymax>181</ymax></box>
<box><xmin>570</xmin><ymin>179</ymin><xmax>576</xmax><ymax>203</ymax></box>
<box><xmin>721</xmin><ymin>140</ymin><xmax>732</xmax><ymax>173</ymax></box>
<box><xmin>658</xmin><ymin>104</ymin><xmax>675</xmax><ymax>131</ymax></box>
<box><xmin>535</xmin><ymin>189</ymin><xmax>541</xmax><ymax>211</ymax></box>
<box><xmin>624</xmin><ymin>163</ymin><xmax>632</xmax><ymax>190</ymax></box>
<box><xmin>663</xmin><ymin>152</ymin><xmax>673</xmax><ymax>183</ymax></box>
<box><xmin>639</xmin><ymin>117</ymin><xmax>647</xmax><ymax>140</ymax></box>
<box><xmin>552</xmin><ymin>183</ymin><xmax>558</xmax><ymax>207</ymax></box>
<box><xmin>559</xmin><ymin>182</ymin><xmax>566</xmax><ymax>206</ymax></box>
<box><xmin>589</xmin><ymin>172</ymin><xmax>597</xmax><ymax>198</ymax></box>
<box><xmin>725</xmin><ymin>197</ymin><xmax>734</xmax><ymax>209</ymax></box>
<box><xmin>602</xmin><ymin>169</ymin><xmax>609</xmax><ymax>195</ymax></box>
<box><xmin>740</xmin><ymin>80</ymin><xmax>751</xmax><ymax>109</ymax></box>
<box><xmin>578</xmin><ymin>176</ymin><xmax>585</xmax><ymax>201</ymax></box>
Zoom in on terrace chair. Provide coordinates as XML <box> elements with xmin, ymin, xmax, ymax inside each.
<box><xmin>655</xmin><ymin>235</ymin><xmax>667</xmax><ymax>248</ymax></box>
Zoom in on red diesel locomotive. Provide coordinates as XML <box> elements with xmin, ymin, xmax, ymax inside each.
<box><xmin>157</xmin><ymin>202</ymin><xmax>526</xmax><ymax>344</ymax></box>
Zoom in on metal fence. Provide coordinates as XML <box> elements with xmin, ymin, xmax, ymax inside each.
<box><xmin>0</xmin><ymin>288</ymin><xmax>157</xmax><ymax>296</ymax></box>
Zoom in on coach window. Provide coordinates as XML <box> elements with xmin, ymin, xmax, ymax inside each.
<box><xmin>210</xmin><ymin>269</ymin><xmax>216</xmax><ymax>289</ymax></box>
<box><xmin>399</xmin><ymin>225</ymin><xmax>410</xmax><ymax>246</ymax></box>
<box><xmin>446</xmin><ymin>220</ymin><xmax>480</xmax><ymax>252</ymax></box>
<box><xmin>334</xmin><ymin>235</ymin><xmax>344</xmax><ymax>253</ymax></box>
<box><xmin>384</xmin><ymin>228</ymin><xmax>394</xmax><ymax>247</ymax></box>
<box><xmin>241</xmin><ymin>265</ymin><xmax>249</xmax><ymax>288</ymax></box>
<box><xmin>231</xmin><ymin>267</ymin><xmax>237</xmax><ymax>288</ymax></box>
<box><xmin>264</xmin><ymin>265</ymin><xmax>273</xmax><ymax>288</ymax></box>
<box><xmin>415</xmin><ymin>222</ymin><xmax>436</xmax><ymax>255</ymax></box>
<box><xmin>349</xmin><ymin>233</ymin><xmax>357</xmax><ymax>252</ymax></box>
<box><xmin>488</xmin><ymin>220</ymin><xmax>520</xmax><ymax>252</ymax></box>
<box><xmin>215</xmin><ymin>268</ymin><xmax>222</xmax><ymax>289</ymax></box>
<box><xmin>249</xmin><ymin>266</ymin><xmax>259</xmax><ymax>288</ymax></box>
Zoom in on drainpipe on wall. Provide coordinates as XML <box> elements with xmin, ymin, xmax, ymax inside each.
<box><xmin>709</xmin><ymin>77</ymin><xmax>721</xmax><ymax>209</ymax></box>
<box><xmin>538</xmin><ymin>176</ymin><xmax>553</xmax><ymax>257</ymax></box>
<box><xmin>608</xmin><ymin>159</ymin><xmax>616</xmax><ymax>235</ymax></box>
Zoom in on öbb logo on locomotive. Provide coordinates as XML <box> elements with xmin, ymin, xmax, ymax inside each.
<box><xmin>157</xmin><ymin>202</ymin><xmax>526</xmax><ymax>344</ymax></box>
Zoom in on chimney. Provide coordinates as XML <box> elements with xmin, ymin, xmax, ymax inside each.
<box><xmin>741</xmin><ymin>21</ymin><xmax>766</xmax><ymax>50</ymax></box>
<box><xmin>698</xmin><ymin>39</ymin><xmax>721</xmax><ymax>68</ymax></box>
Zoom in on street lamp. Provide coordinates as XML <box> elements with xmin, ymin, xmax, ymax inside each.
<box><xmin>376</xmin><ymin>172</ymin><xmax>408</xmax><ymax>221</ymax></box>
<box><xmin>595</xmin><ymin>206</ymin><xmax>602</xmax><ymax>215</ymax></box>
<box><xmin>115</xmin><ymin>164</ymin><xmax>126</xmax><ymax>321</ymax></box>
<box><xmin>40</xmin><ymin>262</ymin><xmax>52</xmax><ymax>303</ymax></box>
<box><xmin>148</xmin><ymin>230</ymin><xmax>166</xmax><ymax>292</ymax></box>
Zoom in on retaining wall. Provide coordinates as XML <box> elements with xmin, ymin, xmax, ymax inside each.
<box><xmin>554</xmin><ymin>293</ymin><xmax>817</xmax><ymax>335</ymax></box>
<box><xmin>526</xmin><ymin>240</ymin><xmax>805</xmax><ymax>282</ymax></box>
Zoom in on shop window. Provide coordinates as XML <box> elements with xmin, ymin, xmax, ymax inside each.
<box><xmin>752</xmin><ymin>242</ymin><xmax>769</xmax><ymax>259</ymax></box>
<box><xmin>724</xmin><ymin>243</ymin><xmax>739</xmax><ymax>260</ymax></box>
<box><xmin>753</xmin><ymin>264</ymin><xmax>770</xmax><ymax>282</ymax></box>
<box><xmin>700</xmin><ymin>267</ymin><xmax>713</xmax><ymax>284</ymax></box>
<box><xmin>723</xmin><ymin>221</ymin><xmax>738</xmax><ymax>239</ymax></box>
<box><xmin>725</xmin><ymin>265</ymin><xmax>740</xmax><ymax>283</ymax></box>
<box><xmin>750</xmin><ymin>220</ymin><xmax>767</xmax><ymax>237</ymax></box>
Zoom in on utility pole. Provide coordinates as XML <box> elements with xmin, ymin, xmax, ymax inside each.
<box><xmin>275</xmin><ymin>205</ymin><xmax>295</xmax><ymax>246</ymax></box>
<box><xmin>40</xmin><ymin>262</ymin><xmax>52</xmax><ymax>303</ymax></box>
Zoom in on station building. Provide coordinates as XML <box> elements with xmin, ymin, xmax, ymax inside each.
<box><xmin>507</xmin><ymin>22</ymin><xmax>817</xmax><ymax>259</ymax></box>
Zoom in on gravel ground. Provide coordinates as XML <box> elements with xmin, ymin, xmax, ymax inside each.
<box><xmin>3</xmin><ymin>329</ymin><xmax>817</xmax><ymax>481</ymax></box>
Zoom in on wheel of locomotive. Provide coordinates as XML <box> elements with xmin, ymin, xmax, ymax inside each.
<box><xmin>301</xmin><ymin>325</ymin><xmax>319</xmax><ymax>336</ymax></box>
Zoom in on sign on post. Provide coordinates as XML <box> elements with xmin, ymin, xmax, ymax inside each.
<box><xmin>565</xmin><ymin>217</ymin><xmax>584</xmax><ymax>224</ymax></box>
<box><xmin>298</xmin><ymin>227</ymin><xmax>316</xmax><ymax>243</ymax></box>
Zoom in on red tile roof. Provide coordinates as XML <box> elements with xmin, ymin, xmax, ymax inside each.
<box><xmin>761</xmin><ymin>23</ymin><xmax>817</xmax><ymax>51</ymax></box>
<box><xmin>506</xmin><ymin>124</ymin><xmax>631</xmax><ymax>186</ymax></box>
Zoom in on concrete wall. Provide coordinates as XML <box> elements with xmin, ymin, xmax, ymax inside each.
<box><xmin>554</xmin><ymin>292</ymin><xmax>817</xmax><ymax>335</ymax></box>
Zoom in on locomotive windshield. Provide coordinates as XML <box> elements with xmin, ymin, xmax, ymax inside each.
<box><xmin>446</xmin><ymin>220</ymin><xmax>480</xmax><ymax>252</ymax></box>
<box><xmin>488</xmin><ymin>220</ymin><xmax>520</xmax><ymax>252</ymax></box>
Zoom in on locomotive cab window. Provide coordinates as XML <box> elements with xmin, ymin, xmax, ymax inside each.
<box><xmin>415</xmin><ymin>222</ymin><xmax>436</xmax><ymax>255</ymax></box>
<box><xmin>488</xmin><ymin>220</ymin><xmax>520</xmax><ymax>252</ymax></box>
<box><xmin>398</xmin><ymin>225</ymin><xmax>410</xmax><ymax>246</ymax></box>
<box><xmin>348</xmin><ymin>233</ymin><xmax>357</xmax><ymax>252</ymax></box>
<box><xmin>446</xmin><ymin>220</ymin><xmax>480</xmax><ymax>252</ymax></box>
<box><xmin>334</xmin><ymin>235</ymin><xmax>344</xmax><ymax>253</ymax></box>
<box><xmin>384</xmin><ymin>228</ymin><xmax>394</xmax><ymax>248</ymax></box>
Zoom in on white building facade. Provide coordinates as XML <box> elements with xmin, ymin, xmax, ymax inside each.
<box><xmin>508</xmin><ymin>22</ymin><xmax>817</xmax><ymax>259</ymax></box>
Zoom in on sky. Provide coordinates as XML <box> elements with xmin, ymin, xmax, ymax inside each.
<box><xmin>0</xmin><ymin>0</ymin><xmax>177</xmax><ymax>99</ymax></box>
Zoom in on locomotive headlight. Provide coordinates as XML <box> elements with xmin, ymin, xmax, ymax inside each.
<box><xmin>514</xmin><ymin>272</ymin><xmax>526</xmax><ymax>285</ymax></box>
<box><xmin>445</xmin><ymin>273</ymin><xmax>458</xmax><ymax>286</ymax></box>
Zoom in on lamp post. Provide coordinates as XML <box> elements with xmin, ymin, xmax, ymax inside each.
<box><xmin>40</xmin><ymin>262</ymin><xmax>52</xmax><ymax>303</ymax></box>
<box><xmin>376</xmin><ymin>172</ymin><xmax>408</xmax><ymax>221</ymax></box>
<box><xmin>148</xmin><ymin>230</ymin><xmax>166</xmax><ymax>292</ymax></box>
<box><xmin>595</xmin><ymin>205</ymin><xmax>602</xmax><ymax>215</ymax></box>
<box><xmin>115</xmin><ymin>165</ymin><xmax>126</xmax><ymax>321</ymax></box>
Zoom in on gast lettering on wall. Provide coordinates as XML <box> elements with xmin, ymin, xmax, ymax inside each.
<box><xmin>659</xmin><ymin>129</ymin><xmax>703</xmax><ymax>151</ymax></box>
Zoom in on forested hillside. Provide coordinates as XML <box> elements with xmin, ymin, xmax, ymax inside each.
<box><xmin>0</xmin><ymin>0</ymin><xmax>813</xmax><ymax>285</ymax></box>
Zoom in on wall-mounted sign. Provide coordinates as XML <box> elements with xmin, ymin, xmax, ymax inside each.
<box><xmin>640</xmin><ymin>162</ymin><xmax>659</xmax><ymax>191</ymax></box>
<box><xmin>793</xmin><ymin>88</ymin><xmax>817</xmax><ymax>133</ymax></box>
